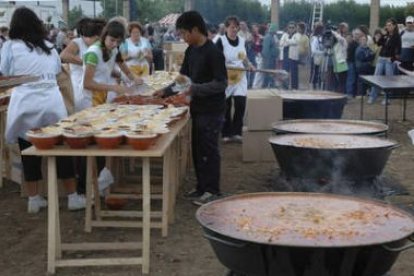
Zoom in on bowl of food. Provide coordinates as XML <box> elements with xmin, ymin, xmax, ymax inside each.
<box><xmin>63</xmin><ymin>132</ymin><xmax>94</xmax><ymax>149</ymax></box>
<box><xmin>105</xmin><ymin>196</ymin><xmax>128</xmax><ymax>210</ymax></box>
<box><xmin>126</xmin><ymin>132</ymin><xmax>158</xmax><ymax>150</ymax></box>
<box><xmin>26</xmin><ymin>128</ymin><xmax>61</xmax><ymax>150</ymax></box>
<box><xmin>94</xmin><ymin>130</ymin><xmax>123</xmax><ymax>149</ymax></box>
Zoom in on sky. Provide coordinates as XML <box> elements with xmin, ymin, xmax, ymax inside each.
<box><xmin>259</xmin><ymin>0</ymin><xmax>408</xmax><ymax>6</ymax></box>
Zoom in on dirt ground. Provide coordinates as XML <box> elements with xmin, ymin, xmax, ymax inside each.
<box><xmin>1</xmin><ymin>97</ymin><xmax>414</xmax><ymax>276</ymax></box>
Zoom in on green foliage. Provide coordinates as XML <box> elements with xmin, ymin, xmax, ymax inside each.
<box><xmin>99</xmin><ymin>0</ymin><xmax>124</xmax><ymax>19</ymax></box>
<box><xmin>195</xmin><ymin>0</ymin><xmax>269</xmax><ymax>25</ymax></box>
<box><xmin>68</xmin><ymin>5</ymin><xmax>84</xmax><ymax>29</ymax></box>
<box><xmin>280</xmin><ymin>0</ymin><xmax>312</xmax><ymax>28</ymax></box>
<box><xmin>135</xmin><ymin>0</ymin><xmax>183</xmax><ymax>23</ymax></box>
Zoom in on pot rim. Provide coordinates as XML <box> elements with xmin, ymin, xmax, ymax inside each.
<box><xmin>272</xmin><ymin>119</ymin><xmax>389</xmax><ymax>135</ymax></box>
<box><xmin>268</xmin><ymin>134</ymin><xmax>398</xmax><ymax>150</ymax></box>
<box><xmin>196</xmin><ymin>192</ymin><xmax>414</xmax><ymax>248</ymax></box>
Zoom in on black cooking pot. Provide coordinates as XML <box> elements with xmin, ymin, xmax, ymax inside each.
<box><xmin>280</xmin><ymin>91</ymin><xmax>347</xmax><ymax>119</ymax></box>
<box><xmin>272</xmin><ymin>119</ymin><xmax>388</xmax><ymax>136</ymax></box>
<box><xmin>196</xmin><ymin>193</ymin><xmax>414</xmax><ymax>276</ymax></box>
<box><xmin>269</xmin><ymin>134</ymin><xmax>398</xmax><ymax>181</ymax></box>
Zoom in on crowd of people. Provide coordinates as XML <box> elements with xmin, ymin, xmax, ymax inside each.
<box><xmin>0</xmin><ymin>7</ymin><xmax>414</xmax><ymax>207</ymax></box>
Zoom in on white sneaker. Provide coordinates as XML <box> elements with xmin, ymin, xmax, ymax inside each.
<box><xmin>232</xmin><ymin>135</ymin><xmax>243</xmax><ymax>143</ymax></box>
<box><xmin>28</xmin><ymin>195</ymin><xmax>47</xmax><ymax>214</ymax></box>
<box><xmin>68</xmin><ymin>193</ymin><xmax>86</xmax><ymax>211</ymax></box>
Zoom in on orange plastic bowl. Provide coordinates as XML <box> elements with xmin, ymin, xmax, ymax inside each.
<box><xmin>63</xmin><ymin>133</ymin><xmax>94</xmax><ymax>149</ymax></box>
<box><xmin>126</xmin><ymin>132</ymin><xmax>158</xmax><ymax>150</ymax></box>
<box><xmin>26</xmin><ymin>132</ymin><xmax>61</xmax><ymax>150</ymax></box>
<box><xmin>105</xmin><ymin>197</ymin><xmax>128</xmax><ymax>210</ymax></box>
<box><xmin>94</xmin><ymin>132</ymin><xmax>123</xmax><ymax>149</ymax></box>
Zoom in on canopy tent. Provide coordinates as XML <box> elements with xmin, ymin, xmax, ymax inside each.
<box><xmin>158</xmin><ymin>13</ymin><xmax>180</xmax><ymax>26</ymax></box>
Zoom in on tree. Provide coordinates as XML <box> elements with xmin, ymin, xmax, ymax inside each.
<box><xmin>68</xmin><ymin>5</ymin><xmax>84</xmax><ymax>29</ymax></box>
<box><xmin>195</xmin><ymin>0</ymin><xmax>269</xmax><ymax>25</ymax></box>
<box><xmin>99</xmin><ymin>0</ymin><xmax>124</xmax><ymax>19</ymax></box>
<box><xmin>136</xmin><ymin>0</ymin><xmax>183</xmax><ymax>23</ymax></box>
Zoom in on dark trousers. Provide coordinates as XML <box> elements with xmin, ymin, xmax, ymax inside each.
<box><xmin>76</xmin><ymin>156</ymin><xmax>106</xmax><ymax>194</ymax></box>
<box><xmin>18</xmin><ymin>137</ymin><xmax>75</xmax><ymax>182</ymax></box>
<box><xmin>283</xmin><ymin>58</ymin><xmax>299</xmax><ymax>89</ymax></box>
<box><xmin>192</xmin><ymin>113</ymin><xmax>224</xmax><ymax>194</ymax></box>
<box><xmin>222</xmin><ymin>96</ymin><xmax>246</xmax><ymax>138</ymax></box>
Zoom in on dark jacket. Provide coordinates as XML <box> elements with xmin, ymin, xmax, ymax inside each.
<box><xmin>379</xmin><ymin>32</ymin><xmax>402</xmax><ymax>61</ymax></box>
<box><xmin>355</xmin><ymin>45</ymin><xmax>375</xmax><ymax>74</ymax></box>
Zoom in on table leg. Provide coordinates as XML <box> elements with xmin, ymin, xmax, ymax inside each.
<box><xmin>162</xmin><ymin>148</ymin><xmax>171</xmax><ymax>237</ymax></box>
<box><xmin>84</xmin><ymin>156</ymin><xmax>93</xmax><ymax>233</ymax></box>
<box><xmin>403</xmin><ymin>93</ymin><xmax>408</xmax><ymax>121</ymax></box>
<box><xmin>360</xmin><ymin>94</ymin><xmax>364</xmax><ymax>120</ymax></box>
<box><xmin>0</xmin><ymin>110</ymin><xmax>4</xmax><ymax>188</ymax></box>
<box><xmin>92</xmin><ymin>158</ymin><xmax>102</xmax><ymax>222</ymax></box>
<box><xmin>142</xmin><ymin>157</ymin><xmax>151</xmax><ymax>274</ymax></box>
<box><xmin>55</xmin><ymin>175</ymin><xmax>62</xmax><ymax>259</ymax></box>
<box><xmin>47</xmin><ymin>156</ymin><xmax>58</xmax><ymax>274</ymax></box>
<box><xmin>384</xmin><ymin>92</ymin><xmax>389</xmax><ymax>125</ymax></box>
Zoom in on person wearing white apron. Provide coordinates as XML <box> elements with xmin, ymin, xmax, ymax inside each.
<box><xmin>0</xmin><ymin>7</ymin><xmax>86</xmax><ymax>213</ymax></box>
<box><xmin>60</xmin><ymin>18</ymin><xmax>106</xmax><ymax>112</ymax></box>
<box><xmin>82</xmin><ymin>20</ymin><xmax>141</xmax><ymax>109</ymax></box>
<box><xmin>215</xmin><ymin>16</ymin><xmax>254</xmax><ymax>143</ymax></box>
<box><xmin>119</xmin><ymin>21</ymin><xmax>153</xmax><ymax>78</ymax></box>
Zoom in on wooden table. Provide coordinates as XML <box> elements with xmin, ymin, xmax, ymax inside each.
<box><xmin>22</xmin><ymin>117</ymin><xmax>189</xmax><ymax>275</ymax></box>
<box><xmin>359</xmin><ymin>75</ymin><xmax>414</xmax><ymax>124</ymax></box>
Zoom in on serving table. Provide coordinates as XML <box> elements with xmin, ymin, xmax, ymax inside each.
<box><xmin>22</xmin><ymin>116</ymin><xmax>189</xmax><ymax>275</ymax></box>
<box><xmin>359</xmin><ymin>75</ymin><xmax>414</xmax><ymax>124</ymax></box>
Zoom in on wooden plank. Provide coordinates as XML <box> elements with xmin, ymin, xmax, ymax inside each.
<box><xmin>162</xmin><ymin>147</ymin><xmax>171</xmax><ymax>237</ymax></box>
<box><xmin>104</xmin><ymin>192</ymin><xmax>162</xmax><ymax>200</ymax></box>
<box><xmin>61</xmin><ymin>242</ymin><xmax>142</xmax><ymax>251</ymax></box>
<box><xmin>100</xmin><ymin>210</ymin><xmax>162</xmax><ymax>218</ymax></box>
<box><xmin>55</xmin><ymin>257</ymin><xmax>143</xmax><ymax>267</ymax></box>
<box><xmin>142</xmin><ymin>157</ymin><xmax>151</xmax><ymax>274</ymax></box>
<box><xmin>110</xmin><ymin>184</ymin><xmax>163</xmax><ymax>194</ymax></box>
<box><xmin>47</xmin><ymin>157</ymin><xmax>58</xmax><ymax>274</ymax></box>
<box><xmin>90</xmin><ymin>220</ymin><xmax>162</xmax><ymax>228</ymax></box>
<box><xmin>84</xmin><ymin>157</ymin><xmax>94</xmax><ymax>233</ymax></box>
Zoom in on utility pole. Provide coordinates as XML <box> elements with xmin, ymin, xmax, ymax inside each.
<box><xmin>184</xmin><ymin>0</ymin><xmax>195</xmax><ymax>11</ymax></box>
<box><xmin>271</xmin><ymin>0</ymin><xmax>280</xmax><ymax>27</ymax></box>
<box><xmin>370</xmin><ymin>0</ymin><xmax>380</xmax><ymax>34</ymax></box>
<box><xmin>62</xmin><ymin>0</ymin><xmax>69</xmax><ymax>24</ymax></box>
<box><xmin>123</xmin><ymin>0</ymin><xmax>130</xmax><ymax>20</ymax></box>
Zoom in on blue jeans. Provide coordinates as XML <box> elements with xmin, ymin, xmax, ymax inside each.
<box><xmin>283</xmin><ymin>58</ymin><xmax>298</xmax><ymax>89</ymax></box>
<box><xmin>346</xmin><ymin>62</ymin><xmax>357</xmax><ymax>97</ymax></box>
<box><xmin>370</xmin><ymin>57</ymin><xmax>396</xmax><ymax>100</ymax></box>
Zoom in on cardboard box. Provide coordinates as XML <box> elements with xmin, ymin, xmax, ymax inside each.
<box><xmin>242</xmin><ymin>128</ymin><xmax>277</xmax><ymax>162</ymax></box>
<box><xmin>163</xmin><ymin>42</ymin><xmax>188</xmax><ymax>52</ymax></box>
<box><xmin>246</xmin><ymin>89</ymin><xmax>283</xmax><ymax>131</ymax></box>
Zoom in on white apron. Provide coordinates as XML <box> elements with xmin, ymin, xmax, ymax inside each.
<box><xmin>69</xmin><ymin>37</ymin><xmax>89</xmax><ymax>112</ymax></box>
<box><xmin>221</xmin><ymin>35</ymin><xmax>248</xmax><ymax>98</ymax></box>
<box><xmin>6</xmin><ymin>80</ymin><xmax>67</xmax><ymax>144</ymax></box>
<box><xmin>0</xmin><ymin>39</ymin><xmax>66</xmax><ymax>144</ymax></box>
<box><xmin>120</xmin><ymin>37</ymin><xmax>151</xmax><ymax>77</ymax></box>
<box><xmin>81</xmin><ymin>43</ymin><xmax>117</xmax><ymax>108</ymax></box>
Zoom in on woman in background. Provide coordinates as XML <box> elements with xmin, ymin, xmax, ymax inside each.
<box><xmin>82</xmin><ymin>20</ymin><xmax>141</xmax><ymax>108</ymax></box>
<box><xmin>368</xmin><ymin>18</ymin><xmax>401</xmax><ymax>105</ymax></box>
<box><xmin>1</xmin><ymin>7</ymin><xmax>85</xmax><ymax>213</ymax></box>
<box><xmin>216</xmin><ymin>16</ymin><xmax>254</xmax><ymax>143</ymax></box>
<box><xmin>60</xmin><ymin>17</ymin><xmax>106</xmax><ymax>112</ymax></box>
<box><xmin>119</xmin><ymin>21</ymin><xmax>153</xmax><ymax>78</ymax></box>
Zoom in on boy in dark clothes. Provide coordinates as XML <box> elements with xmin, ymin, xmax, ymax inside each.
<box><xmin>155</xmin><ymin>11</ymin><xmax>227</xmax><ymax>206</ymax></box>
